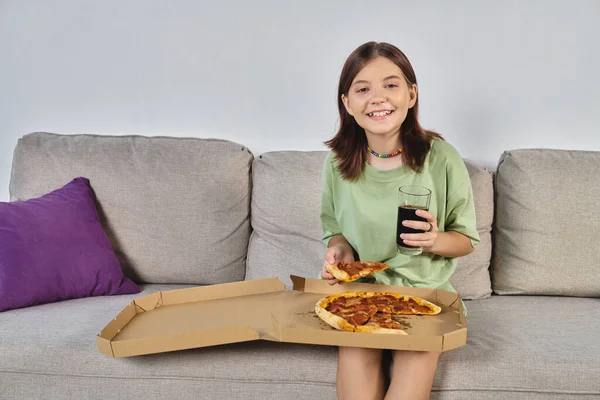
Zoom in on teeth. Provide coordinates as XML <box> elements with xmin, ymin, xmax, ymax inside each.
<box><xmin>368</xmin><ymin>110</ymin><xmax>392</xmax><ymax>117</ymax></box>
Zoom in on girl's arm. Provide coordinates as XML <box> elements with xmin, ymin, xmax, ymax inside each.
<box><xmin>327</xmin><ymin>235</ymin><xmax>354</xmax><ymax>254</ymax></box>
<box><xmin>424</xmin><ymin>231</ymin><xmax>474</xmax><ymax>258</ymax></box>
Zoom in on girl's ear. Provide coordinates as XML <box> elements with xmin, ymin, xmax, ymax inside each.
<box><xmin>341</xmin><ymin>94</ymin><xmax>354</xmax><ymax>116</ymax></box>
<box><xmin>408</xmin><ymin>84</ymin><xmax>418</xmax><ymax>109</ymax></box>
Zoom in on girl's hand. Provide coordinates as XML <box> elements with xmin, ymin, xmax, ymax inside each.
<box><xmin>399</xmin><ymin>209</ymin><xmax>438</xmax><ymax>252</ymax></box>
<box><xmin>321</xmin><ymin>243</ymin><xmax>354</xmax><ymax>285</ymax></box>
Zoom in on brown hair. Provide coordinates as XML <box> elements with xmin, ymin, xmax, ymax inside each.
<box><xmin>325</xmin><ymin>41</ymin><xmax>443</xmax><ymax>180</ymax></box>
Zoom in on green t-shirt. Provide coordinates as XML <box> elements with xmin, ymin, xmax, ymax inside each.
<box><xmin>320</xmin><ymin>139</ymin><xmax>480</xmax><ymax>294</ymax></box>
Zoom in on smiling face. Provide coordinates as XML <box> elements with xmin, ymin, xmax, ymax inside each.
<box><xmin>341</xmin><ymin>56</ymin><xmax>417</xmax><ymax>138</ymax></box>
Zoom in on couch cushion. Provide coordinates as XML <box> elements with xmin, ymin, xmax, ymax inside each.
<box><xmin>0</xmin><ymin>285</ymin><xmax>337</xmax><ymax>400</ymax></box>
<box><xmin>246</xmin><ymin>152</ymin><xmax>327</xmax><ymax>286</ymax></box>
<box><xmin>450</xmin><ymin>160</ymin><xmax>494</xmax><ymax>299</ymax></box>
<box><xmin>436</xmin><ymin>295</ymin><xmax>600</xmax><ymax>397</ymax></box>
<box><xmin>492</xmin><ymin>149</ymin><xmax>600</xmax><ymax>296</ymax></box>
<box><xmin>246</xmin><ymin>151</ymin><xmax>493</xmax><ymax>299</ymax></box>
<box><xmin>9</xmin><ymin>132</ymin><xmax>253</xmax><ymax>285</ymax></box>
<box><xmin>0</xmin><ymin>177</ymin><xmax>139</xmax><ymax>312</ymax></box>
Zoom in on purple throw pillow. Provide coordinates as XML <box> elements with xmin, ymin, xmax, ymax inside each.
<box><xmin>0</xmin><ymin>177</ymin><xmax>140</xmax><ymax>312</ymax></box>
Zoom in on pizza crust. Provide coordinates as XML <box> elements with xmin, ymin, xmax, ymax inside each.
<box><xmin>355</xmin><ymin>324</ymin><xmax>408</xmax><ymax>335</ymax></box>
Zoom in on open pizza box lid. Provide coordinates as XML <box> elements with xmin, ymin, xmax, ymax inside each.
<box><xmin>97</xmin><ymin>275</ymin><xmax>466</xmax><ymax>358</ymax></box>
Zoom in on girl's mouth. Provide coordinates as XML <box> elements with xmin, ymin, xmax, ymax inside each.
<box><xmin>366</xmin><ymin>110</ymin><xmax>394</xmax><ymax>120</ymax></box>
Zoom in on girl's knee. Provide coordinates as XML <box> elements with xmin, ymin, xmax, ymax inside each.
<box><xmin>392</xmin><ymin>350</ymin><xmax>441</xmax><ymax>366</ymax></box>
<box><xmin>339</xmin><ymin>347</ymin><xmax>383</xmax><ymax>368</ymax></box>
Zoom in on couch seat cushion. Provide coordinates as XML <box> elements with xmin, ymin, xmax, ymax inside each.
<box><xmin>436</xmin><ymin>295</ymin><xmax>600</xmax><ymax>397</ymax></box>
<box><xmin>0</xmin><ymin>285</ymin><xmax>337</xmax><ymax>399</ymax></box>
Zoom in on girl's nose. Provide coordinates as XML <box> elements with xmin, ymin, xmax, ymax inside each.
<box><xmin>369</xmin><ymin>88</ymin><xmax>387</xmax><ymax>104</ymax></box>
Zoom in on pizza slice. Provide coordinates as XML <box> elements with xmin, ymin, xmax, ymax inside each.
<box><xmin>325</xmin><ymin>261</ymin><xmax>389</xmax><ymax>282</ymax></box>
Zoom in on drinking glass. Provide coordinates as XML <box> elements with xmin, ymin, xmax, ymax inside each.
<box><xmin>396</xmin><ymin>185</ymin><xmax>431</xmax><ymax>256</ymax></box>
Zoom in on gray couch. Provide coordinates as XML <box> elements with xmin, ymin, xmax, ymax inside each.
<box><xmin>1</xmin><ymin>132</ymin><xmax>599</xmax><ymax>399</ymax></box>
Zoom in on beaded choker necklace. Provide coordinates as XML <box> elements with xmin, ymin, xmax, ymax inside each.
<box><xmin>367</xmin><ymin>145</ymin><xmax>402</xmax><ymax>159</ymax></box>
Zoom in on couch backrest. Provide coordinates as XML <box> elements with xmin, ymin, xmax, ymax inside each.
<box><xmin>492</xmin><ymin>149</ymin><xmax>600</xmax><ymax>297</ymax></box>
<box><xmin>246</xmin><ymin>151</ymin><xmax>495</xmax><ymax>300</ymax></box>
<box><xmin>10</xmin><ymin>132</ymin><xmax>253</xmax><ymax>285</ymax></box>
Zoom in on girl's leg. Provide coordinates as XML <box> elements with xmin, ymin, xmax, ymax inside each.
<box><xmin>337</xmin><ymin>346</ymin><xmax>385</xmax><ymax>400</ymax></box>
<box><xmin>384</xmin><ymin>350</ymin><xmax>441</xmax><ymax>400</ymax></box>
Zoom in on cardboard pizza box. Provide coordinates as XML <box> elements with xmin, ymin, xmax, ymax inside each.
<box><xmin>96</xmin><ymin>278</ymin><xmax>292</xmax><ymax>358</ymax></box>
<box><xmin>269</xmin><ymin>276</ymin><xmax>467</xmax><ymax>352</ymax></box>
<box><xmin>96</xmin><ymin>275</ymin><xmax>467</xmax><ymax>358</ymax></box>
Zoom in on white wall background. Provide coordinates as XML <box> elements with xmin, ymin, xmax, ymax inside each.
<box><xmin>1</xmin><ymin>0</ymin><xmax>599</xmax><ymax>202</ymax></box>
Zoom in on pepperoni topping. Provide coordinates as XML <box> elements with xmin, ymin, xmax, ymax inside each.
<box><xmin>354</xmin><ymin>303</ymin><xmax>373</xmax><ymax>312</ymax></box>
<box><xmin>324</xmin><ymin>293</ymin><xmax>436</xmax><ymax>330</ymax></box>
<box><xmin>371</xmin><ymin>301</ymin><xmax>392</xmax><ymax>313</ymax></box>
<box><xmin>347</xmin><ymin>311</ymin><xmax>370</xmax><ymax>326</ymax></box>
<box><xmin>411</xmin><ymin>304</ymin><xmax>432</xmax><ymax>313</ymax></box>
<box><xmin>336</xmin><ymin>261</ymin><xmax>387</xmax><ymax>277</ymax></box>
<box><xmin>391</xmin><ymin>302</ymin><xmax>411</xmax><ymax>313</ymax></box>
<box><xmin>369</xmin><ymin>313</ymin><xmax>403</xmax><ymax>330</ymax></box>
<box><xmin>334</xmin><ymin>261</ymin><xmax>364</xmax><ymax>276</ymax></box>
<box><xmin>326</xmin><ymin>303</ymin><xmax>341</xmax><ymax>313</ymax></box>
<box><xmin>330</xmin><ymin>298</ymin><xmax>346</xmax><ymax>306</ymax></box>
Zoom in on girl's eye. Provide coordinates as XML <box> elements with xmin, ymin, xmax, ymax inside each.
<box><xmin>386</xmin><ymin>83</ymin><xmax>398</xmax><ymax>88</ymax></box>
<box><xmin>356</xmin><ymin>87</ymin><xmax>368</xmax><ymax>93</ymax></box>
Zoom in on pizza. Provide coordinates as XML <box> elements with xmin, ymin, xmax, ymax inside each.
<box><xmin>315</xmin><ymin>291</ymin><xmax>441</xmax><ymax>334</ymax></box>
<box><xmin>325</xmin><ymin>261</ymin><xmax>389</xmax><ymax>282</ymax></box>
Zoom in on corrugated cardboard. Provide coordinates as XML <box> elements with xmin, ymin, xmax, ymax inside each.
<box><xmin>96</xmin><ymin>277</ymin><xmax>290</xmax><ymax>357</ymax></box>
<box><xmin>270</xmin><ymin>276</ymin><xmax>467</xmax><ymax>352</ymax></box>
<box><xmin>97</xmin><ymin>275</ymin><xmax>467</xmax><ymax>358</ymax></box>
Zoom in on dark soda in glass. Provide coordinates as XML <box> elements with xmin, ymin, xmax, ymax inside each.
<box><xmin>396</xmin><ymin>205</ymin><xmax>429</xmax><ymax>249</ymax></box>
